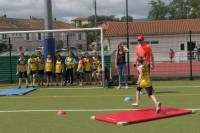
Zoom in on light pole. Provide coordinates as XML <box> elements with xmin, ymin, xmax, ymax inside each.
<box><xmin>93</xmin><ymin>0</ymin><xmax>98</xmax><ymax>50</ymax></box>
<box><xmin>44</xmin><ymin>0</ymin><xmax>55</xmax><ymax>60</ymax></box>
<box><xmin>126</xmin><ymin>0</ymin><xmax>130</xmax><ymax>79</ymax></box>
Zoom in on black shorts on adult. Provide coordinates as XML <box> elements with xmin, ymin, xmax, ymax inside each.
<box><xmin>30</xmin><ymin>71</ymin><xmax>36</xmax><ymax>75</ymax></box>
<box><xmin>38</xmin><ymin>70</ymin><xmax>44</xmax><ymax>75</ymax></box>
<box><xmin>46</xmin><ymin>72</ymin><xmax>52</xmax><ymax>76</ymax></box>
<box><xmin>19</xmin><ymin>72</ymin><xmax>27</xmax><ymax>78</ymax></box>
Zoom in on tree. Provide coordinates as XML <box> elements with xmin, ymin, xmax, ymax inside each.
<box><xmin>168</xmin><ymin>0</ymin><xmax>189</xmax><ymax>19</ymax></box>
<box><xmin>87</xmin><ymin>15</ymin><xmax>119</xmax><ymax>27</ymax></box>
<box><xmin>186</xmin><ymin>0</ymin><xmax>200</xmax><ymax>18</ymax></box>
<box><xmin>120</xmin><ymin>16</ymin><xmax>134</xmax><ymax>22</ymax></box>
<box><xmin>148</xmin><ymin>0</ymin><xmax>168</xmax><ymax>20</ymax></box>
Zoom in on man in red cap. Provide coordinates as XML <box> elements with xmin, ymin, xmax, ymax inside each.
<box><xmin>135</xmin><ymin>35</ymin><xmax>154</xmax><ymax>73</ymax></box>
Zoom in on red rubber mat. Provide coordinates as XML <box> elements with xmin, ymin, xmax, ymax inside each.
<box><xmin>91</xmin><ymin>107</ymin><xmax>192</xmax><ymax>125</ymax></box>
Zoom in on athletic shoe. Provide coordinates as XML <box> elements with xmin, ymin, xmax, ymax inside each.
<box><xmin>117</xmin><ymin>85</ymin><xmax>121</xmax><ymax>89</ymax></box>
<box><xmin>131</xmin><ymin>102</ymin><xmax>139</xmax><ymax>106</ymax></box>
<box><xmin>125</xmin><ymin>85</ymin><xmax>128</xmax><ymax>89</ymax></box>
<box><xmin>156</xmin><ymin>102</ymin><xmax>161</xmax><ymax>113</ymax></box>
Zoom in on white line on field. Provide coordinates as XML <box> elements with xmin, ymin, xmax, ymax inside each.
<box><xmin>46</xmin><ymin>87</ymin><xmax>103</xmax><ymax>90</ymax></box>
<box><xmin>0</xmin><ymin>109</ymin><xmax>132</xmax><ymax>113</ymax></box>
<box><xmin>0</xmin><ymin>108</ymin><xmax>199</xmax><ymax>113</ymax></box>
<box><xmin>156</xmin><ymin>86</ymin><xmax>200</xmax><ymax>88</ymax></box>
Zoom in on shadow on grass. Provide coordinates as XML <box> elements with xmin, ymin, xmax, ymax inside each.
<box><xmin>155</xmin><ymin>91</ymin><xmax>180</xmax><ymax>94</ymax></box>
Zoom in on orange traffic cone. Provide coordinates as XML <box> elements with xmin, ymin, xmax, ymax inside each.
<box><xmin>57</xmin><ymin>109</ymin><xmax>66</xmax><ymax>116</ymax></box>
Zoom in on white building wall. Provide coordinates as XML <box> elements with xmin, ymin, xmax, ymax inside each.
<box><xmin>104</xmin><ymin>34</ymin><xmax>200</xmax><ymax>62</ymax></box>
<box><xmin>4</xmin><ymin>31</ymin><xmax>87</xmax><ymax>52</ymax></box>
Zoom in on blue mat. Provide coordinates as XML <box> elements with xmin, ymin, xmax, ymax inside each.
<box><xmin>0</xmin><ymin>88</ymin><xmax>36</xmax><ymax>96</ymax></box>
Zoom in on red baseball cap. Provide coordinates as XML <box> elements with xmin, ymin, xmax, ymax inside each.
<box><xmin>137</xmin><ymin>35</ymin><xmax>144</xmax><ymax>41</ymax></box>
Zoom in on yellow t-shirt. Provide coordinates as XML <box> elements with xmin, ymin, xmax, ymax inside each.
<box><xmin>45</xmin><ymin>58</ymin><xmax>53</xmax><ymax>72</ymax></box>
<box><xmin>77</xmin><ymin>60</ymin><xmax>83</xmax><ymax>72</ymax></box>
<box><xmin>84</xmin><ymin>58</ymin><xmax>91</xmax><ymax>71</ymax></box>
<box><xmin>28</xmin><ymin>58</ymin><xmax>37</xmax><ymax>71</ymax></box>
<box><xmin>18</xmin><ymin>59</ymin><xmax>26</xmax><ymax>72</ymax></box>
<box><xmin>139</xmin><ymin>64</ymin><xmax>151</xmax><ymax>88</ymax></box>
<box><xmin>55</xmin><ymin>60</ymin><xmax>63</xmax><ymax>73</ymax></box>
<box><xmin>92</xmin><ymin>57</ymin><xmax>99</xmax><ymax>70</ymax></box>
<box><xmin>66</xmin><ymin>57</ymin><xmax>73</xmax><ymax>69</ymax></box>
<box><xmin>37</xmin><ymin>57</ymin><xmax>44</xmax><ymax>71</ymax></box>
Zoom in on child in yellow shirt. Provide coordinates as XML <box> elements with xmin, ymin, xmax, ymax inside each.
<box><xmin>45</xmin><ymin>53</ymin><xmax>53</xmax><ymax>87</ymax></box>
<box><xmin>28</xmin><ymin>53</ymin><xmax>37</xmax><ymax>87</ymax></box>
<box><xmin>55</xmin><ymin>54</ymin><xmax>64</xmax><ymax>86</ymax></box>
<box><xmin>77</xmin><ymin>55</ymin><xmax>84</xmax><ymax>86</ymax></box>
<box><xmin>132</xmin><ymin>56</ymin><xmax>161</xmax><ymax>113</ymax></box>
<box><xmin>16</xmin><ymin>53</ymin><xmax>28</xmax><ymax>88</ymax></box>
<box><xmin>36</xmin><ymin>51</ymin><xmax>44</xmax><ymax>86</ymax></box>
<box><xmin>84</xmin><ymin>53</ymin><xmax>91</xmax><ymax>85</ymax></box>
<box><xmin>65</xmin><ymin>51</ymin><xmax>74</xmax><ymax>85</ymax></box>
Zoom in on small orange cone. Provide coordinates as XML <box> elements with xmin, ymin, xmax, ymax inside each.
<box><xmin>57</xmin><ymin>109</ymin><xmax>66</xmax><ymax>116</ymax></box>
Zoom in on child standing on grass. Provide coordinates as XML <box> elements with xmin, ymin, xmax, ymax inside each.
<box><xmin>65</xmin><ymin>51</ymin><xmax>75</xmax><ymax>86</ymax></box>
<box><xmin>84</xmin><ymin>53</ymin><xmax>92</xmax><ymax>85</ymax></box>
<box><xmin>92</xmin><ymin>51</ymin><xmax>99</xmax><ymax>85</ymax></box>
<box><xmin>36</xmin><ymin>51</ymin><xmax>44</xmax><ymax>86</ymax></box>
<box><xmin>16</xmin><ymin>53</ymin><xmax>28</xmax><ymax>88</ymax></box>
<box><xmin>132</xmin><ymin>56</ymin><xmax>161</xmax><ymax>113</ymax></box>
<box><xmin>77</xmin><ymin>55</ymin><xmax>84</xmax><ymax>86</ymax></box>
<box><xmin>45</xmin><ymin>53</ymin><xmax>53</xmax><ymax>87</ymax></box>
<box><xmin>28</xmin><ymin>53</ymin><xmax>37</xmax><ymax>88</ymax></box>
<box><xmin>55</xmin><ymin>54</ymin><xmax>64</xmax><ymax>86</ymax></box>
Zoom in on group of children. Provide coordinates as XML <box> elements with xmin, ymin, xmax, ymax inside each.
<box><xmin>16</xmin><ymin>51</ymin><xmax>161</xmax><ymax>113</ymax></box>
<box><xmin>16</xmin><ymin>51</ymin><xmax>102</xmax><ymax>88</ymax></box>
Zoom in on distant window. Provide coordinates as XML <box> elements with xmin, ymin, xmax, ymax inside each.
<box><xmin>2</xmin><ymin>34</ymin><xmax>7</xmax><ymax>39</ymax></box>
<box><xmin>78</xmin><ymin>33</ymin><xmax>82</xmax><ymax>40</ymax></box>
<box><xmin>180</xmin><ymin>43</ymin><xmax>185</xmax><ymax>51</ymax></box>
<box><xmin>151</xmin><ymin>41</ymin><xmax>159</xmax><ymax>44</ymax></box>
<box><xmin>26</xmin><ymin>33</ymin><xmax>30</xmax><ymax>40</ymax></box>
<box><xmin>37</xmin><ymin>33</ymin><xmax>42</xmax><ymax>40</ymax></box>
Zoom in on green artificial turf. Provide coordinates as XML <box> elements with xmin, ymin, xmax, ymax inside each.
<box><xmin>0</xmin><ymin>80</ymin><xmax>199</xmax><ymax>133</ymax></box>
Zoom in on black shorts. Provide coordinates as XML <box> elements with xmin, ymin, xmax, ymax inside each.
<box><xmin>38</xmin><ymin>70</ymin><xmax>44</xmax><ymax>75</ymax></box>
<box><xmin>46</xmin><ymin>72</ymin><xmax>52</xmax><ymax>76</ymax></box>
<box><xmin>30</xmin><ymin>71</ymin><xmax>36</xmax><ymax>75</ymax></box>
<box><xmin>56</xmin><ymin>73</ymin><xmax>63</xmax><ymax>76</ymax></box>
<box><xmin>137</xmin><ymin>86</ymin><xmax>154</xmax><ymax>96</ymax></box>
<box><xmin>85</xmin><ymin>71</ymin><xmax>91</xmax><ymax>74</ymax></box>
<box><xmin>19</xmin><ymin>72</ymin><xmax>27</xmax><ymax>78</ymax></box>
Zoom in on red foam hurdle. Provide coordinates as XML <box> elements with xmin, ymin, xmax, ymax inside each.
<box><xmin>91</xmin><ymin>107</ymin><xmax>192</xmax><ymax>125</ymax></box>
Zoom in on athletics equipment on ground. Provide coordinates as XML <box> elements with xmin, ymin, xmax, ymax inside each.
<box><xmin>91</xmin><ymin>107</ymin><xmax>192</xmax><ymax>125</ymax></box>
<box><xmin>0</xmin><ymin>88</ymin><xmax>36</xmax><ymax>96</ymax></box>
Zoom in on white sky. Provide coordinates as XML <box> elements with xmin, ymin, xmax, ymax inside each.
<box><xmin>0</xmin><ymin>0</ymin><xmax>170</xmax><ymax>22</ymax></box>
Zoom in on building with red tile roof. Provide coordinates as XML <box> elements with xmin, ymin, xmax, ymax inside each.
<box><xmin>0</xmin><ymin>17</ymin><xmax>87</xmax><ymax>51</ymax></box>
<box><xmin>100</xmin><ymin>19</ymin><xmax>200</xmax><ymax>62</ymax></box>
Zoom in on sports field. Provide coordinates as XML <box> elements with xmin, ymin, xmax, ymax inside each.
<box><xmin>0</xmin><ymin>80</ymin><xmax>200</xmax><ymax>133</ymax></box>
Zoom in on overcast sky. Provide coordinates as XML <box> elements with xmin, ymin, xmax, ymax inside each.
<box><xmin>0</xmin><ymin>0</ymin><xmax>170</xmax><ymax>22</ymax></box>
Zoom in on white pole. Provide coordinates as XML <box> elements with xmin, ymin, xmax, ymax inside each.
<box><xmin>100</xmin><ymin>28</ymin><xmax>105</xmax><ymax>87</ymax></box>
<box><xmin>0</xmin><ymin>28</ymin><xmax>102</xmax><ymax>34</ymax></box>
